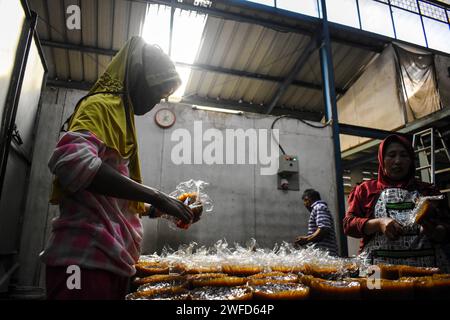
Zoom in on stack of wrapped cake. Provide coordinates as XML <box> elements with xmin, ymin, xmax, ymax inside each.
<box><xmin>126</xmin><ymin>240</ymin><xmax>449</xmax><ymax>300</ymax></box>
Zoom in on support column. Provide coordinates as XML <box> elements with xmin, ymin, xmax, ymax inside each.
<box><xmin>318</xmin><ymin>0</ymin><xmax>348</xmax><ymax>257</ymax></box>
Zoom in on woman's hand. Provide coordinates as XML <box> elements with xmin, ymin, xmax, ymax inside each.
<box><xmin>153</xmin><ymin>191</ymin><xmax>194</xmax><ymax>224</ymax></box>
<box><xmin>378</xmin><ymin>217</ymin><xmax>404</xmax><ymax>240</ymax></box>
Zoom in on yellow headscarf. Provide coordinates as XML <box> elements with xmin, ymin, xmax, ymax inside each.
<box><xmin>50</xmin><ymin>36</ymin><xmax>180</xmax><ymax>214</ymax></box>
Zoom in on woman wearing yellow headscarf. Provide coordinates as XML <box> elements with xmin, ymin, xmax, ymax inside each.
<box><xmin>41</xmin><ymin>37</ymin><xmax>194</xmax><ymax>300</ymax></box>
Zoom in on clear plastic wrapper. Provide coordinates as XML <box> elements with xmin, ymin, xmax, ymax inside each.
<box><xmin>138</xmin><ymin>239</ymin><xmax>361</xmax><ymax>280</ymax></box>
<box><xmin>161</xmin><ymin>179</ymin><xmax>213</xmax><ymax>230</ymax></box>
<box><xmin>407</xmin><ymin>195</ymin><xmax>444</xmax><ymax>226</ymax></box>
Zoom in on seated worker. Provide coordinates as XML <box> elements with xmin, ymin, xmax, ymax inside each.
<box><xmin>344</xmin><ymin>134</ymin><xmax>450</xmax><ymax>271</ymax></box>
<box><xmin>41</xmin><ymin>37</ymin><xmax>198</xmax><ymax>300</ymax></box>
<box><xmin>295</xmin><ymin>189</ymin><xmax>339</xmax><ymax>256</ymax></box>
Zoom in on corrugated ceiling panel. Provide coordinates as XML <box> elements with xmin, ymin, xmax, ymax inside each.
<box><xmin>294</xmin><ymin>45</ymin><xmax>322</xmax><ymax>85</ymax></box>
<box><xmin>42</xmin><ymin>46</ymin><xmax>55</xmax><ymax>79</ymax></box>
<box><xmin>196</xmin><ymin>17</ymin><xmax>223</xmax><ymax>64</ymax></box>
<box><xmin>30</xmin><ymin>0</ymin><xmax>50</xmax><ymax>39</ymax></box>
<box><xmin>53</xmin><ymin>48</ymin><xmax>69</xmax><ymax>79</ymax></box>
<box><xmin>245</xmin><ymin>79</ymin><xmax>275</xmax><ymax>105</ymax></box>
<box><xmin>184</xmin><ymin>70</ymin><xmax>203</xmax><ymax>98</ymax></box>
<box><xmin>197</xmin><ymin>72</ymin><xmax>216</xmax><ymax>97</ymax></box>
<box><xmin>225</xmin><ymin>24</ymin><xmax>266</xmax><ymax>99</ymax></box>
<box><xmin>83</xmin><ymin>52</ymin><xmax>98</xmax><ymax>83</ymax></box>
<box><xmin>217</xmin><ymin>75</ymin><xmax>241</xmax><ymax>100</ymax></box>
<box><xmin>46</xmin><ymin>0</ymin><xmax>65</xmax><ymax>42</ymax></box>
<box><xmin>81</xmin><ymin>0</ymin><xmax>97</xmax><ymax>47</ymax></box>
<box><xmin>283</xmin><ymin>86</ymin><xmax>321</xmax><ymax>110</ymax></box>
<box><xmin>258</xmin><ymin>32</ymin><xmax>295</xmax><ymax>76</ymax></box>
<box><xmin>128</xmin><ymin>1</ymin><xmax>147</xmax><ymax>38</ymax></box>
<box><xmin>112</xmin><ymin>0</ymin><xmax>130</xmax><ymax>50</ymax></box>
<box><xmin>47</xmin><ymin>0</ymin><xmax>68</xmax><ymax>82</ymax></box>
<box><xmin>208</xmin><ymin>20</ymin><xmax>235</xmax><ymax>66</ymax></box>
<box><xmin>206</xmin><ymin>74</ymin><xmax>225</xmax><ymax>98</ymax></box>
<box><xmin>98</xmin><ymin>0</ymin><xmax>114</xmax><ymax>49</ymax></box>
<box><xmin>222</xmin><ymin>23</ymin><xmax>251</xmax><ymax>69</ymax></box>
<box><xmin>81</xmin><ymin>0</ymin><xmax>98</xmax><ymax>81</ymax></box>
<box><xmin>68</xmin><ymin>51</ymin><xmax>83</xmax><ymax>81</ymax></box>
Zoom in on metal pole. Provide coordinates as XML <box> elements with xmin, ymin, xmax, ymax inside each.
<box><xmin>318</xmin><ymin>0</ymin><xmax>348</xmax><ymax>257</ymax></box>
<box><xmin>416</xmin><ymin>0</ymin><xmax>429</xmax><ymax>48</ymax></box>
<box><xmin>355</xmin><ymin>0</ymin><xmax>363</xmax><ymax>30</ymax></box>
<box><xmin>388</xmin><ymin>1</ymin><xmax>398</xmax><ymax>39</ymax></box>
<box><xmin>431</xmin><ymin>128</ymin><xmax>435</xmax><ymax>185</ymax></box>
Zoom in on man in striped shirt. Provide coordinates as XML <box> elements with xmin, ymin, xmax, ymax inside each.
<box><xmin>295</xmin><ymin>189</ymin><xmax>339</xmax><ymax>256</ymax></box>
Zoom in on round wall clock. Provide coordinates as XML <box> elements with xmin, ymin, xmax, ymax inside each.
<box><xmin>154</xmin><ymin>108</ymin><xmax>176</xmax><ymax>128</ymax></box>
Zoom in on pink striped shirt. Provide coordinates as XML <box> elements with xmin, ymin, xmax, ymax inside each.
<box><xmin>40</xmin><ymin>131</ymin><xmax>143</xmax><ymax>277</ymax></box>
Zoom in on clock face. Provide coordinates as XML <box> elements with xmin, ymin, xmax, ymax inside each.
<box><xmin>154</xmin><ymin>108</ymin><xmax>176</xmax><ymax>128</ymax></box>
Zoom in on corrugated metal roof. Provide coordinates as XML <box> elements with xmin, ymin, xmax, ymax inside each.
<box><xmin>29</xmin><ymin>0</ymin><xmax>379</xmax><ymax>117</ymax></box>
<box><xmin>185</xmin><ymin>16</ymin><xmax>377</xmax><ymax>113</ymax></box>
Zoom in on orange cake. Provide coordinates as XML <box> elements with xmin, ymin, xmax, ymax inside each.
<box><xmin>357</xmin><ymin>278</ymin><xmax>415</xmax><ymax>300</ymax></box>
<box><xmin>126</xmin><ymin>288</ymin><xmax>189</xmax><ymax>300</ymax></box>
<box><xmin>308</xmin><ymin>278</ymin><xmax>361</xmax><ymax>300</ymax></box>
<box><xmin>183</xmin><ymin>265</ymin><xmax>223</xmax><ymax>274</ymax></box>
<box><xmin>133</xmin><ymin>274</ymin><xmax>186</xmax><ymax>287</ymax></box>
<box><xmin>135</xmin><ymin>262</ymin><xmax>170</xmax><ymax>277</ymax></box>
<box><xmin>397</xmin><ymin>265</ymin><xmax>440</xmax><ymax>278</ymax></box>
<box><xmin>248</xmin><ymin>272</ymin><xmax>298</xmax><ymax>283</ymax></box>
<box><xmin>189</xmin><ymin>286</ymin><xmax>253</xmax><ymax>300</ymax></box>
<box><xmin>222</xmin><ymin>264</ymin><xmax>264</xmax><ymax>276</ymax></box>
<box><xmin>303</xmin><ymin>264</ymin><xmax>343</xmax><ymax>280</ymax></box>
<box><xmin>251</xmin><ymin>282</ymin><xmax>310</xmax><ymax>300</ymax></box>
<box><xmin>137</xmin><ymin>278</ymin><xmax>187</xmax><ymax>293</ymax></box>
<box><xmin>377</xmin><ymin>264</ymin><xmax>400</xmax><ymax>280</ymax></box>
<box><xmin>186</xmin><ymin>273</ymin><xmax>228</xmax><ymax>289</ymax></box>
<box><xmin>186</xmin><ymin>272</ymin><xmax>229</xmax><ymax>281</ymax></box>
<box><xmin>270</xmin><ymin>265</ymin><xmax>308</xmax><ymax>274</ymax></box>
<box><xmin>190</xmin><ymin>276</ymin><xmax>247</xmax><ymax>288</ymax></box>
<box><xmin>404</xmin><ymin>275</ymin><xmax>450</xmax><ymax>299</ymax></box>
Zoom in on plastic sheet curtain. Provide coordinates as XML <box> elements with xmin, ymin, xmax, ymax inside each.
<box><xmin>393</xmin><ymin>44</ymin><xmax>441</xmax><ymax>122</ymax></box>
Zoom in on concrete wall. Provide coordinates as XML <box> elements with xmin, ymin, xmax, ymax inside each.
<box><xmin>19</xmin><ymin>87</ymin><xmax>340</xmax><ymax>285</ymax></box>
<box><xmin>136</xmin><ymin>102</ymin><xmax>339</xmax><ymax>254</ymax></box>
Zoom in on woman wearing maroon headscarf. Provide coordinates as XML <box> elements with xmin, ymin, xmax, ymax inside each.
<box><xmin>344</xmin><ymin>134</ymin><xmax>450</xmax><ymax>270</ymax></box>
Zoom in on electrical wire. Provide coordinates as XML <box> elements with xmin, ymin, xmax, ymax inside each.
<box><xmin>270</xmin><ymin>115</ymin><xmax>332</xmax><ymax>155</ymax></box>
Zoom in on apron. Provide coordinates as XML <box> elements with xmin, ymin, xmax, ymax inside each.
<box><xmin>360</xmin><ymin>188</ymin><xmax>437</xmax><ymax>267</ymax></box>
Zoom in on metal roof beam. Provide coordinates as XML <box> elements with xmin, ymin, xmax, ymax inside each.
<box><xmin>176</xmin><ymin>61</ymin><xmax>345</xmax><ymax>94</ymax></box>
<box><xmin>339</xmin><ymin>123</ymin><xmax>393</xmax><ymax>140</ymax></box>
<box><xmin>46</xmin><ymin>78</ymin><xmax>93</xmax><ymax>90</ymax></box>
<box><xmin>41</xmin><ymin>39</ymin><xmax>118</xmax><ymax>56</ymax></box>
<box><xmin>41</xmin><ymin>40</ymin><xmax>346</xmax><ymax>94</ymax></box>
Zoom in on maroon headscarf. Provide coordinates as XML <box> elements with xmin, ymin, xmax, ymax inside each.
<box><xmin>377</xmin><ymin>134</ymin><xmax>416</xmax><ymax>189</ymax></box>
